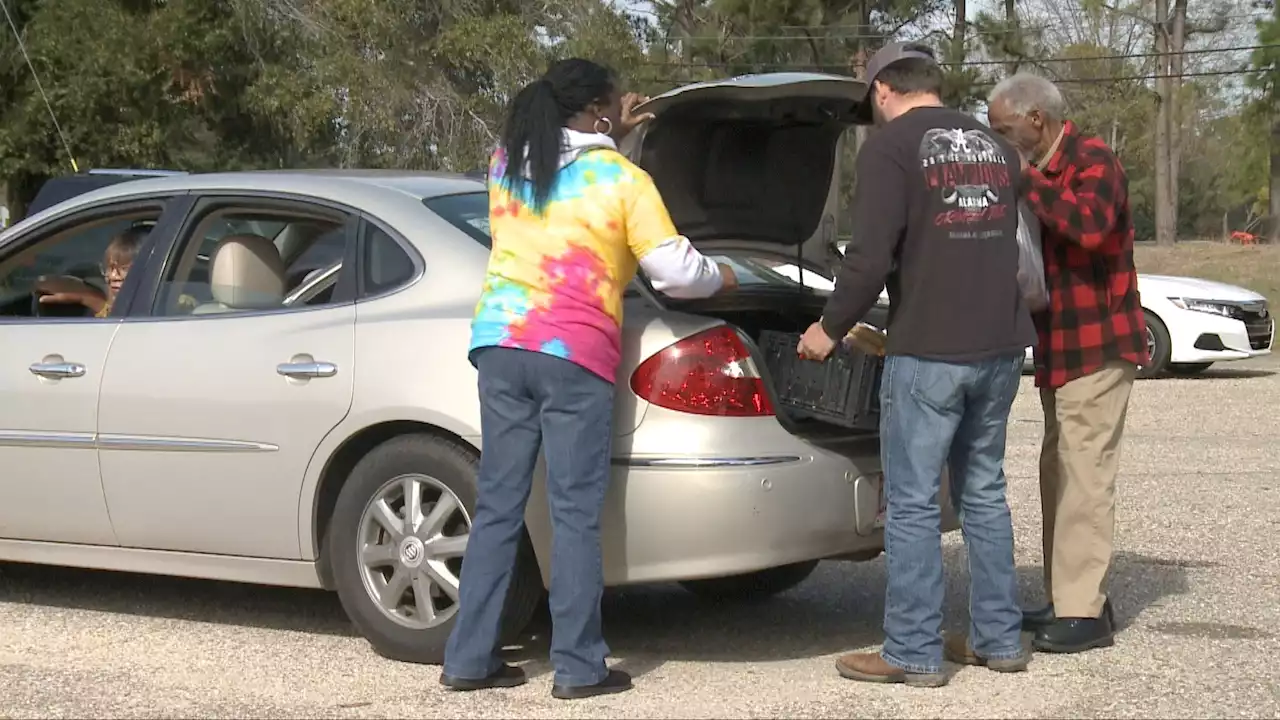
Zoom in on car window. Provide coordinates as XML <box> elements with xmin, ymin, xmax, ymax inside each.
<box><xmin>156</xmin><ymin>205</ymin><xmax>351</xmax><ymax>317</ymax></box>
<box><xmin>0</xmin><ymin>209</ymin><xmax>162</xmax><ymax>319</ymax></box>
<box><xmin>290</xmin><ymin>228</ymin><xmax>346</xmax><ymax>275</ymax></box>
<box><xmin>424</xmin><ymin>192</ymin><xmax>490</xmax><ymax>248</ymax></box>
<box><xmin>362</xmin><ymin>224</ymin><xmax>416</xmax><ymax>297</ymax></box>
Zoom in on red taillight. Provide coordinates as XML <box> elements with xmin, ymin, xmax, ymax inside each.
<box><xmin>629</xmin><ymin>325</ymin><xmax>775</xmax><ymax>417</ymax></box>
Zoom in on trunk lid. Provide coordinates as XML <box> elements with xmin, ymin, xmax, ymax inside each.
<box><xmin>620</xmin><ymin>72</ymin><xmax>867</xmax><ymax>278</ymax></box>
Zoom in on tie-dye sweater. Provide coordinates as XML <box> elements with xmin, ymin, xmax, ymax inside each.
<box><xmin>469</xmin><ymin>130</ymin><xmax>715</xmax><ymax>383</ymax></box>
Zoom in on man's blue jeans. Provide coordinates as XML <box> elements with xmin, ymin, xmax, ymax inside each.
<box><xmin>443</xmin><ymin>347</ymin><xmax>614</xmax><ymax>687</ymax></box>
<box><xmin>878</xmin><ymin>353</ymin><xmax>1025</xmax><ymax>674</ymax></box>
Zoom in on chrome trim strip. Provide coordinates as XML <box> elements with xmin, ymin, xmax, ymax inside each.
<box><xmin>97</xmin><ymin>434</ymin><xmax>278</xmax><ymax>452</ymax></box>
<box><xmin>0</xmin><ymin>430</ymin><xmax>96</xmax><ymax>449</ymax></box>
<box><xmin>612</xmin><ymin>455</ymin><xmax>803</xmax><ymax>468</ymax></box>
<box><xmin>0</xmin><ymin>431</ymin><xmax>278</xmax><ymax>452</ymax></box>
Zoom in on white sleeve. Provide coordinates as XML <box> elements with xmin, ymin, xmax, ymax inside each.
<box><xmin>637</xmin><ymin>236</ymin><xmax>724</xmax><ymax>299</ymax></box>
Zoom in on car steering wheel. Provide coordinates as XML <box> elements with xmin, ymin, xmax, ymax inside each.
<box><xmin>31</xmin><ymin>271</ymin><xmax>99</xmax><ymax>318</ymax></box>
<box><xmin>31</xmin><ymin>291</ymin><xmax>92</xmax><ymax>318</ymax></box>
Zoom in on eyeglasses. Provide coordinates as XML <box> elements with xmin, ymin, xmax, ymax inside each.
<box><xmin>100</xmin><ymin>263</ymin><xmax>132</xmax><ymax>279</ymax></box>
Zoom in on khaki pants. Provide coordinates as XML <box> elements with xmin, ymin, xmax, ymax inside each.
<box><xmin>1038</xmin><ymin>360</ymin><xmax>1136</xmax><ymax>618</ymax></box>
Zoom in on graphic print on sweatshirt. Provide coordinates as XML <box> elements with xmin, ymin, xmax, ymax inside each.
<box><xmin>918</xmin><ymin>127</ymin><xmax>1015</xmax><ymax>237</ymax></box>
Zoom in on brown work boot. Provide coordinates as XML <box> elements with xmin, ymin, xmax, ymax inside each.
<box><xmin>942</xmin><ymin>632</ymin><xmax>1030</xmax><ymax>673</ymax></box>
<box><xmin>835</xmin><ymin>651</ymin><xmax>948</xmax><ymax>688</ymax></box>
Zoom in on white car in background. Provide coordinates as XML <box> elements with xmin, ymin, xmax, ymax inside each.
<box><xmin>762</xmin><ymin>263</ymin><xmax>1274</xmax><ymax>379</ymax></box>
<box><xmin>1134</xmin><ymin>274</ymin><xmax>1272</xmax><ymax>377</ymax></box>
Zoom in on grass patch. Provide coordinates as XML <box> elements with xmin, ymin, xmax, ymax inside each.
<box><xmin>1134</xmin><ymin>242</ymin><xmax>1280</xmax><ymax>305</ymax></box>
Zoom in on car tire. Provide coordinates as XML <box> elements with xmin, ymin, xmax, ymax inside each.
<box><xmin>678</xmin><ymin>560</ymin><xmax>820</xmax><ymax>602</ymax></box>
<box><xmin>1139</xmin><ymin>310</ymin><xmax>1171</xmax><ymax>379</ymax></box>
<box><xmin>1169</xmin><ymin>362</ymin><xmax>1213</xmax><ymax>375</ymax></box>
<box><xmin>327</xmin><ymin>433</ymin><xmax>543</xmax><ymax>665</ymax></box>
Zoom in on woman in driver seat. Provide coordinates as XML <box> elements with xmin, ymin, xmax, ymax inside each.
<box><xmin>37</xmin><ymin>226</ymin><xmax>198</xmax><ymax>317</ymax></box>
<box><xmin>37</xmin><ymin>226</ymin><xmax>149</xmax><ymax>317</ymax></box>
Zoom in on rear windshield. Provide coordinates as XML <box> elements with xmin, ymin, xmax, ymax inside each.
<box><xmin>423</xmin><ymin>192</ymin><xmax>490</xmax><ymax>248</ymax></box>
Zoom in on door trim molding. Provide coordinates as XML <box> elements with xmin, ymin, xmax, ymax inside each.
<box><xmin>97</xmin><ymin>434</ymin><xmax>279</xmax><ymax>452</ymax></box>
<box><xmin>0</xmin><ymin>430</ymin><xmax>277</xmax><ymax>452</ymax></box>
<box><xmin>0</xmin><ymin>430</ymin><xmax>96</xmax><ymax>448</ymax></box>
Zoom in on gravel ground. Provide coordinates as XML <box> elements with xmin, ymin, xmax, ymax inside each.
<box><xmin>2</xmin><ymin>357</ymin><xmax>1279</xmax><ymax>719</ymax></box>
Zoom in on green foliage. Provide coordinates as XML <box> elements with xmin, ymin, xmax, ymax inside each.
<box><xmin>0</xmin><ymin>0</ymin><xmax>1270</xmax><ymax>242</ymax></box>
<box><xmin>0</xmin><ymin>0</ymin><xmax>651</xmax><ymax>192</ymax></box>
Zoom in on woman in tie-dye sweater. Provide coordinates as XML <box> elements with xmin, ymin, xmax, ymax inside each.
<box><xmin>441</xmin><ymin>58</ymin><xmax>737</xmax><ymax>699</ymax></box>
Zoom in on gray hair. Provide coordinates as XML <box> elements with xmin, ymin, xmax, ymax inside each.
<box><xmin>987</xmin><ymin>73</ymin><xmax>1068</xmax><ymax>120</ymax></box>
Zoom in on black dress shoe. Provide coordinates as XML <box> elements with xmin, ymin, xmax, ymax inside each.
<box><xmin>1032</xmin><ymin>612</ymin><xmax>1115</xmax><ymax>653</ymax></box>
<box><xmin>439</xmin><ymin>664</ymin><xmax>527</xmax><ymax>691</ymax></box>
<box><xmin>551</xmin><ymin>669</ymin><xmax>633</xmax><ymax>700</ymax></box>
<box><xmin>1022</xmin><ymin>598</ymin><xmax>1116</xmax><ymax>632</ymax></box>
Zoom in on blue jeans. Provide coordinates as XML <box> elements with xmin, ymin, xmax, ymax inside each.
<box><xmin>443</xmin><ymin>347</ymin><xmax>614</xmax><ymax>687</ymax></box>
<box><xmin>879</xmin><ymin>353</ymin><xmax>1025</xmax><ymax>674</ymax></box>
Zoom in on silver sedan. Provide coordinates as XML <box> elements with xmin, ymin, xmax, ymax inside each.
<box><xmin>0</xmin><ymin>72</ymin><xmax>956</xmax><ymax>664</ymax></box>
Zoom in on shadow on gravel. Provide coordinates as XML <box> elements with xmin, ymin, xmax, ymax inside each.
<box><xmin>507</xmin><ymin>546</ymin><xmax>1196</xmax><ymax>682</ymax></box>
<box><xmin>0</xmin><ymin>563</ymin><xmax>355</xmax><ymax>637</ymax></box>
<box><xmin>0</xmin><ymin>549</ymin><xmax>1199</xmax><ymax>681</ymax></box>
<box><xmin>1012</xmin><ymin>550</ymin><xmax>1197</xmax><ymax>629</ymax></box>
<box><xmin>505</xmin><ymin>552</ymin><xmax>901</xmax><ymax>682</ymax></box>
<box><xmin>1152</xmin><ymin>367</ymin><xmax>1276</xmax><ymax>381</ymax></box>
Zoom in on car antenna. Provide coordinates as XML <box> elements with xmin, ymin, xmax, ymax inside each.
<box><xmin>0</xmin><ymin>0</ymin><xmax>80</xmax><ymax>173</ymax></box>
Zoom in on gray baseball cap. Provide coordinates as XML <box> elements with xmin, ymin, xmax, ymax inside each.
<box><xmin>853</xmin><ymin>41</ymin><xmax>940</xmax><ymax>123</ymax></box>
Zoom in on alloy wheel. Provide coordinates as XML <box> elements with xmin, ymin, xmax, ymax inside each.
<box><xmin>356</xmin><ymin>473</ymin><xmax>470</xmax><ymax>630</ymax></box>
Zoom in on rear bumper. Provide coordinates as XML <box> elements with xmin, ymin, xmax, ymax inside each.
<box><xmin>600</xmin><ymin>453</ymin><xmax>883</xmax><ymax>585</ymax></box>
<box><xmin>524</xmin><ymin>444</ymin><xmax>959</xmax><ymax>587</ymax></box>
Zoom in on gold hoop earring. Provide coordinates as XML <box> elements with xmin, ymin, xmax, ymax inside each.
<box><xmin>594</xmin><ymin>116</ymin><xmax>613</xmax><ymax>136</ymax></box>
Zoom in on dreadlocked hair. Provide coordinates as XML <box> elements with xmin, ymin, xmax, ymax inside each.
<box><xmin>499</xmin><ymin>58</ymin><xmax>616</xmax><ymax>213</ymax></box>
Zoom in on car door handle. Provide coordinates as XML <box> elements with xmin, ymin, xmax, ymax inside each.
<box><xmin>276</xmin><ymin>361</ymin><xmax>338</xmax><ymax>379</ymax></box>
<box><xmin>29</xmin><ymin>361</ymin><xmax>86</xmax><ymax>379</ymax></box>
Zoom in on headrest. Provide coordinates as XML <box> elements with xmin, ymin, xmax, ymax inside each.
<box><xmin>208</xmin><ymin>234</ymin><xmax>285</xmax><ymax>309</ymax></box>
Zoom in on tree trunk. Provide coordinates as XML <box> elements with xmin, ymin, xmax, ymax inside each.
<box><xmin>672</xmin><ymin>0</ymin><xmax>697</xmax><ymax>63</ymax></box>
<box><xmin>851</xmin><ymin>0</ymin><xmax>872</xmax><ymax>153</ymax></box>
<box><xmin>1004</xmin><ymin>0</ymin><xmax>1018</xmax><ymax>75</ymax></box>
<box><xmin>1270</xmin><ymin>107</ymin><xmax>1280</xmax><ymax>243</ymax></box>
<box><xmin>4</xmin><ymin>171</ymin><xmax>46</xmax><ymax>224</ymax></box>
<box><xmin>1153</xmin><ymin>0</ymin><xmax>1176</xmax><ymax>246</ymax></box>
<box><xmin>1168</xmin><ymin>0</ymin><xmax>1187</xmax><ymax>238</ymax></box>
<box><xmin>951</xmin><ymin>0</ymin><xmax>967</xmax><ymax>67</ymax></box>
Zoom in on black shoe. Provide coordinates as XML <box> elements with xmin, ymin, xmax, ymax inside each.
<box><xmin>1022</xmin><ymin>598</ymin><xmax>1116</xmax><ymax>632</ymax></box>
<box><xmin>439</xmin><ymin>664</ymin><xmax>527</xmax><ymax>691</ymax></box>
<box><xmin>1032</xmin><ymin>610</ymin><xmax>1115</xmax><ymax>654</ymax></box>
<box><xmin>551</xmin><ymin>669</ymin><xmax>633</xmax><ymax>700</ymax></box>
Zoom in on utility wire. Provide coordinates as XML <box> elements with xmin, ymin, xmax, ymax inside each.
<box><xmin>645</xmin><ymin>43</ymin><xmax>1274</xmax><ymax>68</ymax></box>
<box><xmin>637</xmin><ymin>43</ymin><xmax>1279</xmax><ymax>71</ymax></box>
<box><xmin>633</xmin><ymin>67</ymin><xmax>1260</xmax><ymax>87</ymax></box>
<box><xmin>0</xmin><ymin>0</ymin><xmax>78</xmax><ymax>172</ymax></box>
<box><xmin>675</xmin><ymin>9</ymin><xmax>1271</xmax><ymax>35</ymax></box>
<box><xmin>661</xmin><ymin>29</ymin><xmax>1033</xmax><ymax>41</ymax></box>
<box><xmin>972</xmin><ymin>67</ymin><xmax>1258</xmax><ymax>86</ymax></box>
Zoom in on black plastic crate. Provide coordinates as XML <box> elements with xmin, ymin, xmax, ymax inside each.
<box><xmin>758</xmin><ymin>329</ymin><xmax>884</xmax><ymax>431</ymax></box>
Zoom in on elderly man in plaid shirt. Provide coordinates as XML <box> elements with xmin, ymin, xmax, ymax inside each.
<box><xmin>986</xmin><ymin>73</ymin><xmax>1148</xmax><ymax>654</ymax></box>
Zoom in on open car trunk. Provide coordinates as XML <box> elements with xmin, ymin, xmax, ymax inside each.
<box><xmin>627</xmin><ymin>73</ymin><xmax>883</xmax><ymax>437</ymax></box>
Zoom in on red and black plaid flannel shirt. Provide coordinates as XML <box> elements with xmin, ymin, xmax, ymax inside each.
<box><xmin>1022</xmin><ymin>121</ymin><xmax>1148</xmax><ymax>389</ymax></box>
